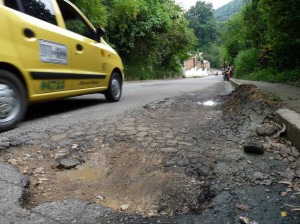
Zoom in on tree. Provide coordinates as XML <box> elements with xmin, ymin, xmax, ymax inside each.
<box><xmin>184</xmin><ymin>1</ymin><xmax>221</xmax><ymax>67</ymax></box>
<box><xmin>70</xmin><ymin>0</ymin><xmax>197</xmax><ymax>79</ymax></box>
<box><xmin>259</xmin><ymin>0</ymin><xmax>300</xmax><ymax>69</ymax></box>
<box><xmin>185</xmin><ymin>1</ymin><xmax>218</xmax><ymax>50</ymax></box>
<box><xmin>70</xmin><ymin>0</ymin><xmax>107</xmax><ymax>27</ymax></box>
<box><xmin>102</xmin><ymin>0</ymin><xmax>196</xmax><ymax>79</ymax></box>
<box><xmin>221</xmin><ymin>0</ymin><xmax>300</xmax><ymax>82</ymax></box>
<box><xmin>221</xmin><ymin>14</ymin><xmax>243</xmax><ymax>63</ymax></box>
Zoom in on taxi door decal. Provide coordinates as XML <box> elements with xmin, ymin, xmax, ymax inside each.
<box><xmin>39</xmin><ymin>39</ymin><xmax>68</xmax><ymax>65</ymax></box>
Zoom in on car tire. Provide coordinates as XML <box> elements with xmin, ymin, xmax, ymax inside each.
<box><xmin>0</xmin><ymin>70</ymin><xmax>27</xmax><ymax>132</ymax></box>
<box><xmin>105</xmin><ymin>72</ymin><xmax>122</xmax><ymax>102</ymax></box>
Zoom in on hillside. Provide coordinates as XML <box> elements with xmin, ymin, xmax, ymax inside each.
<box><xmin>214</xmin><ymin>0</ymin><xmax>244</xmax><ymax>22</ymax></box>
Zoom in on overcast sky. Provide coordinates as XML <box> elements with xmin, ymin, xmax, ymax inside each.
<box><xmin>175</xmin><ymin>0</ymin><xmax>233</xmax><ymax>10</ymax></box>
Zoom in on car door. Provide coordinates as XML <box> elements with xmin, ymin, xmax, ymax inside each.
<box><xmin>56</xmin><ymin>0</ymin><xmax>107</xmax><ymax>91</ymax></box>
<box><xmin>3</xmin><ymin>0</ymin><xmax>73</xmax><ymax>97</ymax></box>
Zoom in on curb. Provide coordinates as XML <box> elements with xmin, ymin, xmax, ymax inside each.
<box><xmin>276</xmin><ymin>109</ymin><xmax>300</xmax><ymax>151</ymax></box>
<box><xmin>230</xmin><ymin>79</ymin><xmax>300</xmax><ymax>151</ymax></box>
<box><xmin>229</xmin><ymin>78</ymin><xmax>241</xmax><ymax>88</ymax></box>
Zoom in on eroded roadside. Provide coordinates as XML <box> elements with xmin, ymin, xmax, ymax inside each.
<box><xmin>0</xmin><ymin>82</ymin><xmax>299</xmax><ymax>223</ymax></box>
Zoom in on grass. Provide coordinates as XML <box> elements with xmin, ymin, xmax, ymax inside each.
<box><xmin>265</xmin><ymin>91</ymin><xmax>282</xmax><ymax>102</ymax></box>
<box><xmin>238</xmin><ymin>67</ymin><xmax>300</xmax><ymax>86</ymax></box>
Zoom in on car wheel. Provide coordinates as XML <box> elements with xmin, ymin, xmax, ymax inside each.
<box><xmin>0</xmin><ymin>70</ymin><xmax>27</xmax><ymax>132</ymax></box>
<box><xmin>105</xmin><ymin>72</ymin><xmax>122</xmax><ymax>102</ymax></box>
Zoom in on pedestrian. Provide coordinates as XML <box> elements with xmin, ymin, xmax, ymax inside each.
<box><xmin>222</xmin><ymin>67</ymin><xmax>229</xmax><ymax>81</ymax></box>
<box><xmin>224</xmin><ymin>67</ymin><xmax>229</xmax><ymax>81</ymax></box>
<box><xmin>228</xmin><ymin>65</ymin><xmax>233</xmax><ymax>79</ymax></box>
<box><xmin>222</xmin><ymin>62</ymin><xmax>227</xmax><ymax>81</ymax></box>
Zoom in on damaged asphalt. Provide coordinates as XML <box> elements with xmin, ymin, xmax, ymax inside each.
<box><xmin>0</xmin><ymin>80</ymin><xmax>299</xmax><ymax>224</ymax></box>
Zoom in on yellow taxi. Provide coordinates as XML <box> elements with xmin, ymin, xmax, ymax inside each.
<box><xmin>0</xmin><ymin>0</ymin><xmax>124</xmax><ymax>131</ymax></box>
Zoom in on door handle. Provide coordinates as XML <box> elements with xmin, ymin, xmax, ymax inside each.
<box><xmin>76</xmin><ymin>44</ymin><xmax>83</xmax><ymax>51</ymax></box>
<box><xmin>23</xmin><ymin>28</ymin><xmax>35</xmax><ymax>38</ymax></box>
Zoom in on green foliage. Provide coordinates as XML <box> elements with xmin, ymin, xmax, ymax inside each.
<box><xmin>221</xmin><ymin>13</ymin><xmax>245</xmax><ymax>63</ymax></box>
<box><xmin>71</xmin><ymin>0</ymin><xmax>196</xmax><ymax>80</ymax></box>
<box><xmin>243</xmin><ymin>67</ymin><xmax>300</xmax><ymax>84</ymax></box>
<box><xmin>125</xmin><ymin>63</ymin><xmax>182</xmax><ymax>81</ymax></box>
<box><xmin>200</xmin><ymin>43</ymin><xmax>222</xmax><ymax>68</ymax></box>
<box><xmin>259</xmin><ymin>0</ymin><xmax>300</xmax><ymax>69</ymax></box>
<box><xmin>65</xmin><ymin>20</ymin><xmax>87</xmax><ymax>35</ymax></box>
<box><xmin>184</xmin><ymin>1</ymin><xmax>224</xmax><ymax>68</ymax></box>
<box><xmin>102</xmin><ymin>0</ymin><xmax>196</xmax><ymax>80</ymax></box>
<box><xmin>241</xmin><ymin>2</ymin><xmax>265</xmax><ymax>49</ymax></box>
<box><xmin>70</xmin><ymin>0</ymin><xmax>107</xmax><ymax>27</ymax></box>
<box><xmin>222</xmin><ymin>2</ymin><xmax>266</xmax><ymax>62</ymax></box>
<box><xmin>242</xmin><ymin>67</ymin><xmax>278</xmax><ymax>81</ymax></box>
<box><xmin>233</xmin><ymin>48</ymin><xmax>259</xmax><ymax>78</ymax></box>
<box><xmin>265</xmin><ymin>91</ymin><xmax>282</xmax><ymax>102</ymax></box>
<box><xmin>185</xmin><ymin>1</ymin><xmax>217</xmax><ymax>49</ymax></box>
<box><xmin>221</xmin><ymin>0</ymin><xmax>300</xmax><ymax>83</ymax></box>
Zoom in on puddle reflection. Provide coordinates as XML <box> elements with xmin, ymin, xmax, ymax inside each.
<box><xmin>197</xmin><ymin>100</ymin><xmax>217</xmax><ymax>106</ymax></box>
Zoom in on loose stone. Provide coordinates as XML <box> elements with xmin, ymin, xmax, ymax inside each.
<box><xmin>243</xmin><ymin>142</ymin><xmax>265</xmax><ymax>154</ymax></box>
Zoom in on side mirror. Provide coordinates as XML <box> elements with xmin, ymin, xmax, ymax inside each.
<box><xmin>95</xmin><ymin>27</ymin><xmax>105</xmax><ymax>41</ymax></box>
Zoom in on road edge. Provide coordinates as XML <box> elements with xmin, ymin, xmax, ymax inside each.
<box><xmin>230</xmin><ymin>78</ymin><xmax>300</xmax><ymax>151</ymax></box>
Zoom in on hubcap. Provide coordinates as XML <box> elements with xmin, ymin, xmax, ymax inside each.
<box><xmin>111</xmin><ymin>78</ymin><xmax>121</xmax><ymax>98</ymax></box>
<box><xmin>0</xmin><ymin>84</ymin><xmax>18</xmax><ymax>122</ymax></box>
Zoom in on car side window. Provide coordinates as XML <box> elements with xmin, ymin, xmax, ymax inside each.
<box><xmin>22</xmin><ymin>0</ymin><xmax>57</xmax><ymax>25</ymax></box>
<box><xmin>4</xmin><ymin>0</ymin><xmax>19</xmax><ymax>10</ymax></box>
<box><xmin>56</xmin><ymin>0</ymin><xmax>94</xmax><ymax>40</ymax></box>
<box><xmin>4</xmin><ymin>0</ymin><xmax>57</xmax><ymax>25</ymax></box>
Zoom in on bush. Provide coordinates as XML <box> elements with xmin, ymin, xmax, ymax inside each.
<box><xmin>243</xmin><ymin>67</ymin><xmax>278</xmax><ymax>82</ymax></box>
<box><xmin>242</xmin><ymin>67</ymin><xmax>300</xmax><ymax>86</ymax></box>
<box><xmin>233</xmin><ymin>48</ymin><xmax>259</xmax><ymax>78</ymax></box>
<box><xmin>124</xmin><ymin>63</ymin><xmax>182</xmax><ymax>81</ymax></box>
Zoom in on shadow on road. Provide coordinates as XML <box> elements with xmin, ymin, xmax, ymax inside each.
<box><xmin>24</xmin><ymin>95</ymin><xmax>107</xmax><ymax>121</ymax></box>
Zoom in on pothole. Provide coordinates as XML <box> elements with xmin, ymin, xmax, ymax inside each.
<box><xmin>5</xmin><ymin>84</ymin><xmax>289</xmax><ymax>219</ymax></box>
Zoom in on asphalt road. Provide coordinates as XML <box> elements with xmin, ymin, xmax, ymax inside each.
<box><xmin>4</xmin><ymin>75</ymin><xmax>226</xmax><ymax>135</ymax></box>
<box><xmin>1</xmin><ymin>75</ymin><xmax>299</xmax><ymax>224</ymax></box>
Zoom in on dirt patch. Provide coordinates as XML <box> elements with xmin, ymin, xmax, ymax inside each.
<box><xmin>1</xmin><ymin>84</ymin><xmax>299</xmax><ymax>222</ymax></box>
<box><xmin>221</xmin><ymin>84</ymin><xmax>283</xmax><ymax>137</ymax></box>
<box><xmin>2</xmin><ymin>94</ymin><xmax>217</xmax><ymax>216</ymax></box>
